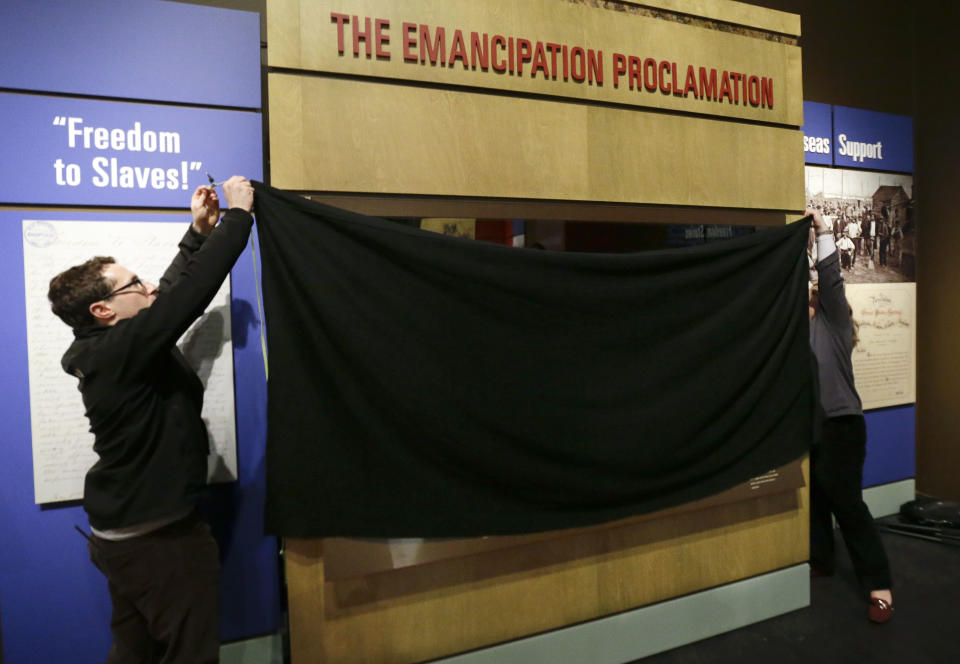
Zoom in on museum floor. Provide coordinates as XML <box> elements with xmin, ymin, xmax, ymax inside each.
<box><xmin>636</xmin><ymin>520</ymin><xmax>958</xmax><ymax>664</ymax></box>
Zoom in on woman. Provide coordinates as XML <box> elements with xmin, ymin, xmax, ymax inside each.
<box><xmin>807</xmin><ymin>208</ymin><xmax>894</xmax><ymax>624</ymax></box>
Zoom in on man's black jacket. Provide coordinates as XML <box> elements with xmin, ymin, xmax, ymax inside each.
<box><xmin>61</xmin><ymin>208</ymin><xmax>253</xmax><ymax>530</ymax></box>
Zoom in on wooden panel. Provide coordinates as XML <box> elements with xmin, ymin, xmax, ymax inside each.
<box><xmin>286</xmin><ymin>458</ymin><xmax>809</xmax><ymax>664</ymax></box>
<box><xmin>268</xmin><ymin>73</ymin><xmax>805</xmax><ymax>210</ymax></box>
<box><xmin>323</xmin><ymin>461</ymin><xmax>803</xmax><ymax>581</ymax></box>
<box><xmin>303</xmin><ymin>195</ymin><xmax>803</xmax><ymax>226</ymax></box>
<box><xmin>268</xmin><ymin>0</ymin><xmax>302</xmax><ymax>69</ymax></box>
<box><xmin>267</xmin><ymin>0</ymin><xmax>802</xmax><ymax>125</ymax></box>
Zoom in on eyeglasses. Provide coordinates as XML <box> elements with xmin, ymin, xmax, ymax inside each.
<box><xmin>103</xmin><ymin>276</ymin><xmax>145</xmax><ymax>299</ymax></box>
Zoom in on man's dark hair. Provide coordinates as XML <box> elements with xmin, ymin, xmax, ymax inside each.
<box><xmin>48</xmin><ymin>256</ymin><xmax>117</xmax><ymax>329</ymax></box>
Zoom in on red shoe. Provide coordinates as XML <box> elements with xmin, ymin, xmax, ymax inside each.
<box><xmin>868</xmin><ymin>597</ymin><xmax>894</xmax><ymax>624</ymax></box>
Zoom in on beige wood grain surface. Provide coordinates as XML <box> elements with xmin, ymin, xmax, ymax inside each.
<box><xmin>268</xmin><ymin>74</ymin><xmax>804</xmax><ymax>210</ymax></box>
<box><xmin>267</xmin><ymin>0</ymin><xmax>801</xmax><ymax>125</ymax></box>
<box><xmin>286</xmin><ymin>459</ymin><xmax>808</xmax><ymax>663</ymax></box>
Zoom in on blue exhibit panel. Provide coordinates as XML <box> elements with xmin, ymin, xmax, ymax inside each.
<box><xmin>802</xmin><ymin>101</ymin><xmax>832</xmax><ymax>166</ymax></box>
<box><xmin>863</xmin><ymin>405</ymin><xmax>916</xmax><ymax>488</ymax></box>
<box><xmin>0</xmin><ymin>210</ymin><xmax>277</xmax><ymax>663</ymax></box>
<box><xmin>0</xmin><ymin>92</ymin><xmax>262</xmax><ymax>208</ymax></box>
<box><xmin>833</xmin><ymin>105</ymin><xmax>913</xmax><ymax>172</ymax></box>
<box><xmin>0</xmin><ymin>0</ymin><xmax>260</xmax><ymax>109</ymax></box>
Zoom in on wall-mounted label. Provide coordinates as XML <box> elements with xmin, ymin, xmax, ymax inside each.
<box><xmin>269</xmin><ymin>0</ymin><xmax>803</xmax><ymax>126</ymax></box>
<box><xmin>833</xmin><ymin>105</ymin><xmax>913</xmax><ymax>172</ymax></box>
<box><xmin>0</xmin><ymin>0</ymin><xmax>260</xmax><ymax>108</ymax></box>
<box><xmin>802</xmin><ymin>101</ymin><xmax>832</xmax><ymax>165</ymax></box>
<box><xmin>0</xmin><ymin>93</ymin><xmax>262</xmax><ymax>207</ymax></box>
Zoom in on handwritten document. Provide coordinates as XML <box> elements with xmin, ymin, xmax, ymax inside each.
<box><xmin>23</xmin><ymin>218</ymin><xmax>237</xmax><ymax>504</ymax></box>
<box><xmin>847</xmin><ymin>282</ymin><xmax>916</xmax><ymax>410</ymax></box>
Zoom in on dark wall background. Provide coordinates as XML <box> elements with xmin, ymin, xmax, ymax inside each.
<box><xmin>911</xmin><ymin>3</ymin><xmax>960</xmax><ymax>502</ymax></box>
<box><xmin>745</xmin><ymin>0</ymin><xmax>915</xmax><ymax>114</ymax></box>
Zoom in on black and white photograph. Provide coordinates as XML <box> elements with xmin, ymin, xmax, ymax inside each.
<box><xmin>805</xmin><ymin>166</ymin><xmax>915</xmax><ymax>283</ymax></box>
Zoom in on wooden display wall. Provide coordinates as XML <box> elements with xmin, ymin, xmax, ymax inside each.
<box><xmin>266</xmin><ymin>0</ymin><xmax>807</xmax><ymax>662</ymax></box>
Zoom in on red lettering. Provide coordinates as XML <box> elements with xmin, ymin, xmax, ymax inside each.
<box><xmin>659</xmin><ymin>60</ymin><xmax>671</xmax><ymax>94</ymax></box>
<box><xmin>375</xmin><ymin>18</ymin><xmax>390</xmax><ymax>58</ymax></box>
<box><xmin>613</xmin><ymin>53</ymin><xmax>626</xmax><ymax>88</ymax></box>
<box><xmin>643</xmin><ymin>58</ymin><xmax>657</xmax><ymax>91</ymax></box>
<box><xmin>531</xmin><ymin>42</ymin><xmax>549</xmax><ymax>79</ymax></box>
<box><xmin>671</xmin><ymin>61</ymin><xmax>682</xmax><ymax>96</ymax></box>
<box><xmin>352</xmin><ymin>15</ymin><xmax>372</xmax><ymax>57</ymax></box>
<box><xmin>419</xmin><ymin>25</ymin><xmax>446</xmax><ymax>65</ymax></box>
<box><xmin>508</xmin><ymin>37</ymin><xmax>515</xmax><ymax>73</ymax></box>
<box><xmin>517</xmin><ymin>39</ymin><xmax>532</xmax><ymax>75</ymax></box>
<box><xmin>562</xmin><ymin>45</ymin><xmax>569</xmax><ymax>80</ymax></box>
<box><xmin>491</xmin><ymin>35</ymin><xmax>507</xmax><ymax>72</ymax></box>
<box><xmin>748</xmin><ymin>75</ymin><xmax>760</xmax><ymax>106</ymax></box>
<box><xmin>471</xmin><ymin>32</ymin><xmax>489</xmax><ymax>70</ymax></box>
<box><xmin>629</xmin><ymin>56</ymin><xmax>642</xmax><ymax>90</ymax></box>
<box><xmin>719</xmin><ymin>71</ymin><xmax>733</xmax><ymax>102</ymax></box>
<box><xmin>402</xmin><ymin>22</ymin><xmax>417</xmax><ymax>62</ymax></box>
<box><xmin>546</xmin><ymin>43</ymin><xmax>562</xmax><ymax>79</ymax></box>
<box><xmin>684</xmin><ymin>65</ymin><xmax>698</xmax><ymax>98</ymax></box>
<box><xmin>699</xmin><ymin>67</ymin><xmax>717</xmax><ymax>100</ymax></box>
<box><xmin>588</xmin><ymin>50</ymin><xmax>603</xmax><ymax>85</ymax></box>
<box><xmin>571</xmin><ymin>46</ymin><xmax>586</xmax><ymax>82</ymax></box>
<box><xmin>449</xmin><ymin>29</ymin><xmax>468</xmax><ymax>68</ymax></box>
<box><xmin>330</xmin><ymin>12</ymin><xmax>349</xmax><ymax>55</ymax></box>
<box><xmin>730</xmin><ymin>72</ymin><xmax>743</xmax><ymax>103</ymax></box>
<box><xmin>761</xmin><ymin>77</ymin><xmax>774</xmax><ymax>107</ymax></box>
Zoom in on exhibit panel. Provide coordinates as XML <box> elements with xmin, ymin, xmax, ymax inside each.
<box><xmin>0</xmin><ymin>0</ymin><xmax>260</xmax><ymax>108</ymax></box>
<box><xmin>266</xmin><ymin>0</ymin><xmax>809</xmax><ymax>661</ymax></box>
<box><xmin>0</xmin><ymin>2</ymin><xmax>276</xmax><ymax>663</ymax></box>
<box><xmin>801</xmin><ymin>102</ymin><xmax>916</xmax><ymax>490</ymax></box>
<box><xmin>20</xmin><ymin>216</ymin><xmax>239</xmax><ymax>504</ymax></box>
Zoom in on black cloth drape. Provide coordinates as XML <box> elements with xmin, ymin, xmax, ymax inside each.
<box><xmin>253</xmin><ymin>182</ymin><xmax>813</xmax><ymax>538</ymax></box>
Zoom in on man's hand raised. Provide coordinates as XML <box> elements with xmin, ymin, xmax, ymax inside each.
<box><xmin>191</xmin><ymin>186</ymin><xmax>220</xmax><ymax>235</ymax></box>
<box><xmin>805</xmin><ymin>207</ymin><xmax>829</xmax><ymax>235</ymax></box>
<box><xmin>223</xmin><ymin>176</ymin><xmax>254</xmax><ymax>212</ymax></box>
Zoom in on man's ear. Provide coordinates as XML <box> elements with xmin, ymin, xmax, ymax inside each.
<box><xmin>89</xmin><ymin>300</ymin><xmax>115</xmax><ymax>324</ymax></box>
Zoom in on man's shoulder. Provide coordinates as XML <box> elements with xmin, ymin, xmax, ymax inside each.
<box><xmin>61</xmin><ymin>328</ymin><xmax>97</xmax><ymax>371</ymax></box>
<box><xmin>60</xmin><ymin>325</ymin><xmax>118</xmax><ymax>376</ymax></box>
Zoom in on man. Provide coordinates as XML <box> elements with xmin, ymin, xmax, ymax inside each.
<box><xmin>877</xmin><ymin>216</ymin><xmax>890</xmax><ymax>267</ymax></box>
<box><xmin>862</xmin><ymin>213</ymin><xmax>874</xmax><ymax>260</ymax></box>
<box><xmin>831</xmin><ymin>213</ymin><xmax>844</xmax><ymax>239</ymax></box>
<box><xmin>47</xmin><ymin>176</ymin><xmax>254</xmax><ymax>663</ymax></box>
<box><xmin>844</xmin><ymin>217</ymin><xmax>862</xmax><ymax>266</ymax></box>
<box><xmin>836</xmin><ymin>232</ymin><xmax>855</xmax><ymax>270</ymax></box>
<box><xmin>890</xmin><ymin>220</ymin><xmax>903</xmax><ymax>265</ymax></box>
